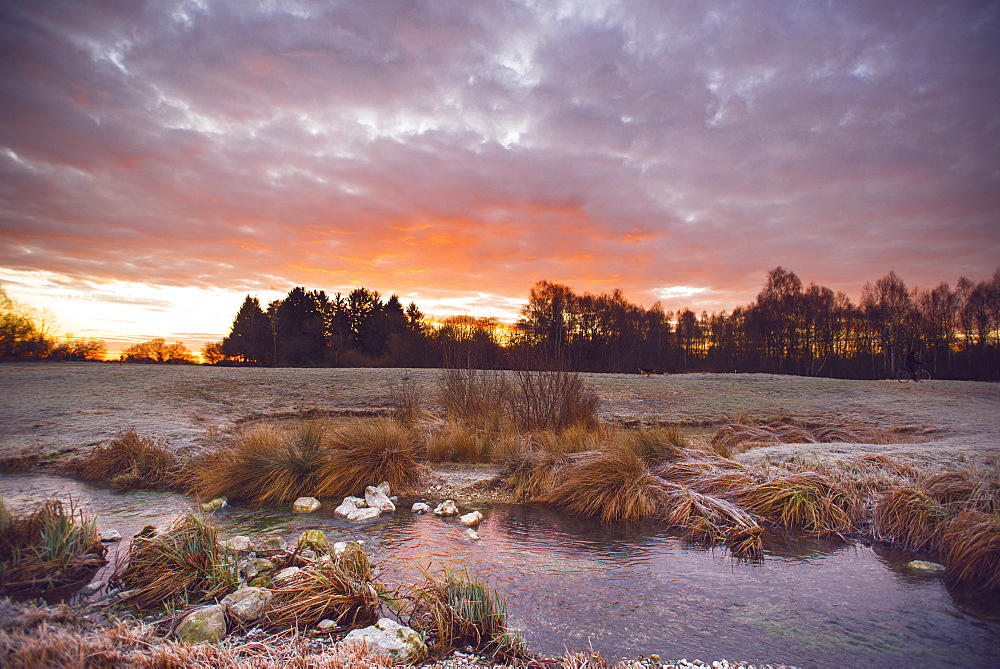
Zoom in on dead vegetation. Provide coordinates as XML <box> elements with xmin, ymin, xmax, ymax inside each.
<box><xmin>109</xmin><ymin>512</ymin><xmax>238</xmax><ymax>611</ymax></box>
<box><xmin>405</xmin><ymin>568</ymin><xmax>528</xmax><ymax>661</ymax></box>
<box><xmin>0</xmin><ymin>499</ymin><xmax>106</xmax><ymax>602</ymax></box>
<box><xmin>73</xmin><ymin>428</ymin><xmax>178</xmax><ymax>490</ymax></box>
<box><xmin>710</xmin><ymin>418</ymin><xmax>905</xmax><ymax>458</ymax></box>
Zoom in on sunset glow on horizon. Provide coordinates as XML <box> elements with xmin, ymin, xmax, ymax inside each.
<box><xmin>2</xmin><ymin>1</ymin><xmax>998</xmax><ymax>357</ymax></box>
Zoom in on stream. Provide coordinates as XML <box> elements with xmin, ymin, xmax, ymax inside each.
<box><xmin>2</xmin><ymin>472</ymin><xmax>998</xmax><ymax>667</ymax></box>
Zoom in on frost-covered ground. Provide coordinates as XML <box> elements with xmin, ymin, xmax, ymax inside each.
<box><xmin>2</xmin><ymin>362</ymin><xmax>997</xmax><ymax>472</ymax></box>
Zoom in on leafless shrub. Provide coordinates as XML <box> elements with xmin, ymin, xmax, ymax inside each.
<box><xmin>389</xmin><ymin>375</ymin><xmax>424</xmax><ymax>426</ymax></box>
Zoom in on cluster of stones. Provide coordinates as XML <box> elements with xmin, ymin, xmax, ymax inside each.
<box><xmin>171</xmin><ymin>530</ymin><xmax>427</xmax><ymax>664</ymax></box>
<box><xmin>287</xmin><ymin>482</ymin><xmax>487</xmax><ymax>541</ymax></box>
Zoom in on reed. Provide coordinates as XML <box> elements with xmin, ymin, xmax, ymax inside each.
<box><xmin>406</xmin><ymin>568</ymin><xmax>527</xmax><ymax>660</ymax></box>
<box><xmin>315</xmin><ymin>419</ymin><xmax>428</xmax><ymax>497</ymax></box>
<box><xmin>871</xmin><ymin>486</ymin><xmax>949</xmax><ymax>551</ymax></box>
<box><xmin>730</xmin><ymin>471</ymin><xmax>858</xmax><ymax>536</ymax></box>
<box><xmin>623</xmin><ymin>427</ymin><xmax>688</xmax><ymax>463</ymax></box>
<box><xmin>940</xmin><ymin>510</ymin><xmax>1000</xmax><ymax>591</ymax></box>
<box><xmin>261</xmin><ymin>560</ymin><xmax>381</xmax><ymax>631</ymax></box>
<box><xmin>0</xmin><ymin>498</ymin><xmax>106</xmax><ymax>601</ymax></box>
<box><xmin>536</xmin><ymin>447</ymin><xmax>666</xmax><ymax>522</ymax></box>
<box><xmin>110</xmin><ymin>512</ymin><xmax>237</xmax><ymax>611</ymax></box>
<box><xmin>182</xmin><ymin>422</ymin><xmax>327</xmax><ymax>505</ymax></box>
<box><xmin>76</xmin><ymin>428</ymin><xmax>177</xmax><ymax>490</ymax></box>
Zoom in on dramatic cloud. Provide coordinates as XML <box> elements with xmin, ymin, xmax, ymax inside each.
<box><xmin>1</xmin><ymin>0</ymin><xmax>998</xmax><ymax>349</ymax></box>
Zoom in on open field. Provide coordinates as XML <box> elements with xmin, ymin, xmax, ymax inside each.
<box><xmin>2</xmin><ymin>362</ymin><xmax>998</xmax><ymax>474</ymax></box>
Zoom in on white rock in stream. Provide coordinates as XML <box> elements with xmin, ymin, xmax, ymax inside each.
<box><xmin>365</xmin><ymin>485</ymin><xmax>396</xmax><ymax>512</ymax></box>
<box><xmin>464</xmin><ymin>529</ymin><xmax>480</xmax><ymax>541</ymax></box>
<box><xmin>333</xmin><ymin>497</ymin><xmax>358</xmax><ymax>518</ymax></box>
<box><xmin>347</xmin><ymin>506</ymin><xmax>381</xmax><ymax>522</ymax></box>
<box><xmin>459</xmin><ymin>511</ymin><xmax>483</xmax><ymax>526</ymax></box>
<box><xmin>292</xmin><ymin>496</ymin><xmax>321</xmax><ymax>513</ymax></box>
<box><xmin>411</xmin><ymin>502</ymin><xmax>431</xmax><ymax>514</ymax></box>
<box><xmin>100</xmin><ymin>529</ymin><xmax>122</xmax><ymax>542</ymax></box>
<box><xmin>434</xmin><ymin>499</ymin><xmax>459</xmax><ymax>516</ymax></box>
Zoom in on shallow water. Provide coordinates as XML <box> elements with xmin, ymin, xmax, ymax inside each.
<box><xmin>2</xmin><ymin>473</ymin><xmax>998</xmax><ymax>667</ymax></box>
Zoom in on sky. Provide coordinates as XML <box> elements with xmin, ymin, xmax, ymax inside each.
<box><xmin>1</xmin><ymin>0</ymin><xmax>999</xmax><ymax>357</ymax></box>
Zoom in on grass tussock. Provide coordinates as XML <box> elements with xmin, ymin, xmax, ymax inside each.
<box><xmin>260</xmin><ymin>558</ymin><xmax>381</xmax><ymax>632</ymax></box>
<box><xmin>76</xmin><ymin>428</ymin><xmax>177</xmax><ymax>490</ymax></box>
<box><xmin>536</xmin><ymin>447</ymin><xmax>666</xmax><ymax>523</ymax></box>
<box><xmin>406</xmin><ymin>569</ymin><xmax>527</xmax><ymax>661</ymax></box>
<box><xmin>0</xmin><ymin>499</ymin><xmax>106</xmax><ymax>601</ymax></box>
<box><xmin>183</xmin><ymin>419</ymin><xmax>427</xmax><ymax>505</ymax></box>
<box><xmin>872</xmin><ymin>486</ymin><xmax>949</xmax><ymax>551</ymax></box>
<box><xmin>183</xmin><ymin>422</ymin><xmax>327</xmax><ymax>505</ymax></box>
<box><xmin>315</xmin><ymin>419</ymin><xmax>428</xmax><ymax>498</ymax></box>
<box><xmin>110</xmin><ymin>512</ymin><xmax>237</xmax><ymax>611</ymax></box>
<box><xmin>940</xmin><ymin>510</ymin><xmax>1000</xmax><ymax>591</ymax></box>
<box><xmin>425</xmin><ymin>422</ymin><xmax>490</xmax><ymax>462</ymax></box>
<box><xmin>729</xmin><ymin>471</ymin><xmax>859</xmax><ymax>536</ymax></box>
<box><xmin>625</xmin><ymin>427</ymin><xmax>690</xmax><ymax>463</ymax></box>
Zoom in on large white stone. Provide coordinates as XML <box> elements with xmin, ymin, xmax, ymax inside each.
<box><xmin>221</xmin><ymin>587</ymin><xmax>272</xmax><ymax>623</ymax></box>
<box><xmin>411</xmin><ymin>502</ymin><xmax>431</xmax><ymax>514</ymax></box>
<box><xmin>341</xmin><ymin>618</ymin><xmax>426</xmax><ymax>664</ymax></box>
<box><xmin>175</xmin><ymin>604</ymin><xmax>227</xmax><ymax>644</ymax></box>
<box><xmin>459</xmin><ymin>511</ymin><xmax>483</xmax><ymax>526</ymax></box>
<box><xmin>292</xmin><ymin>496</ymin><xmax>321</xmax><ymax>513</ymax></box>
<box><xmin>334</xmin><ymin>497</ymin><xmax>361</xmax><ymax>517</ymax></box>
<box><xmin>365</xmin><ymin>486</ymin><xmax>396</xmax><ymax>512</ymax></box>
<box><xmin>346</xmin><ymin>506</ymin><xmax>381</xmax><ymax>522</ymax></box>
<box><xmin>99</xmin><ymin>529</ymin><xmax>122</xmax><ymax>542</ymax></box>
<box><xmin>464</xmin><ymin>529</ymin><xmax>481</xmax><ymax>541</ymax></box>
<box><xmin>273</xmin><ymin>567</ymin><xmax>302</xmax><ymax>584</ymax></box>
<box><xmin>434</xmin><ymin>499</ymin><xmax>459</xmax><ymax>516</ymax></box>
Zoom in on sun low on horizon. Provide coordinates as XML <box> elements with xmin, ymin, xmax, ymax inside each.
<box><xmin>1</xmin><ymin>1</ymin><xmax>998</xmax><ymax>358</ymax></box>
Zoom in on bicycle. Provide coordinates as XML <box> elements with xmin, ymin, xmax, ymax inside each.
<box><xmin>896</xmin><ymin>365</ymin><xmax>931</xmax><ymax>383</ymax></box>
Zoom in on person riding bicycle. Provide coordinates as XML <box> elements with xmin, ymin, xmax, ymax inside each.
<box><xmin>904</xmin><ymin>350</ymin><xmax>922</xmax><ymax>377</ymax></box>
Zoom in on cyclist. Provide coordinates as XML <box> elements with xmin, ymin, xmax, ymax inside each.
<box><xmin>904</xmin><ymin>350</ymin><xmax>923</xmax><ymax>379</ymax></box>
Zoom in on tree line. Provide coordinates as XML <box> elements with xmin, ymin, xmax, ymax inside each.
<box><xmin>0</xmin><ymin>286</ymin><xmax>106</xmax><ymax>361</ymax></box>
<box><xmin>214</xmin><ymin>267</ymin><xmax>1000</xmax><ymax>381</ymax></box>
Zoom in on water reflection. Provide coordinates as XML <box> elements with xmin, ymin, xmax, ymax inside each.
<box><xmin>2</xmin><ymin>473</ymin><xmax>998</xmax><ymax>666</ymax></box>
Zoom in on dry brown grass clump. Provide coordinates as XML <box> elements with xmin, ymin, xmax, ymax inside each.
<box><xmin>183</xmin><ymin>422</ymin><xmax>327</xmax><ymax>505</ymax></box>
<box><xmin>940</xmin><ymin>510</ymin><xmax>1000</xmax><ymax>591</ymax></box>
<box><xmin>75</xmin><ymin>428</ymin><xmax>177</xmax><ymax>490</ymax></box>
<box><xmin>728</xmin><ymin>470</ymin><xmax>860</xmax><ymax>536</ymax></box>
<box><xmin>623</xmin><ymin>427</ymin><xmax>689</xmax><ymax>463</ymax></box>
<box><xmin>405</xmin><ymin>569</ymin><xmax>527</xmax><ymax>661</ymax></box>
<box><xmin>536</xmin><ymin>447</ymin><xmax>667</xmax><ymax>522</ymax></box>
<box><xmin>502</xmin><ymin>451</ymin><xmax>578</xmax><ymax>501</ymax></box>
<box><xmin>110</xmin><ymin>512</ymin><xmax>237</xmax><ymax>611</ymax></box>
<box><xmin>425</xmin><ymin>422</ymin><xmax>490</xmax><ymax>462</ymax></box>
<box><xmin>261</xmin><ymin>554</ymin><xmax>381</xmax><ymax>632</ymax></box>
<box><xmin>656</xmin><ymin>481</ymin><xmax>765</xmax><ymax>559</ymax></box>
<box><xmin>0</xmin><ymin>499</ymin><xmax>106</xmax><ymax>601</ymax></box>
<box><xmin>315</xmin><ymin>419</ymin><xmax>428</xmax><ymax>497</ymax></box>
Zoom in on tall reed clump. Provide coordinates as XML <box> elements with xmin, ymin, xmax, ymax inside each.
<box><xmin>110</xmin><ymin>512</ymin><xmax>238</xmax><ymax>611</ymax></box>
<box><xmin>315</xmin><ymin>419</ymin><xmax>428</xmax><ymax>498</ymax></box>
<box><xmin>75</xmin><ymin>428</ymin><xmax>177</xmax><ymax>491</ymax></box>
<box><xmin>940</xmin><ymin>510</ymin><xmax>1000</xmax><ymax>591</ymax></box>
<box><xmin>406</xmin><ymin>569</ymin><xmax>527</xmax><ymax>661</ymax></box>
<box><xmin>0</xmin><ymin>498</ymin><xmax>106</xmax><ymax>600</ymax></box>
<box><xmin>536</xmin><ymin>446</ymin><xmax>666</xmax><ymax>522</ymax></box>
<box><xmin>182</xmin><ymin>421</ymin><xmax>327</xmax><ymax>505</ymax></box>
<box><xmin>389</xmin><ymin>375</ymin><xmax>425</xmax><ymax>426</ymax></box>
<box><xmin>729</xmin><ymin>470</ymin><xmax>860</xmax><ymax>536</ymax></box>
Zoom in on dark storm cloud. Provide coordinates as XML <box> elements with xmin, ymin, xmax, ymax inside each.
<box><xmin>1</xmin><ymin>0</ymin><xmax>998</xmax><ymax>314</ymax></box>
